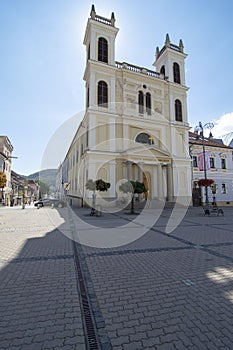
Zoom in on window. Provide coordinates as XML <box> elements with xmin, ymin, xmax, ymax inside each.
<box><xmin>135</xmin><ymin>133</ymin><xmax>154</xmax><ymax>145</ymax></box>
<box><xmin>175</xmin><ymin>99</ymin><xmax>182</xmax><ymax>122</ymax></box>
<box><xmin>87</xmin><ymin>44</ymin><xmax>90</xmax><ymax>60</ymax></box>
<box><xmin>146</xmin><ymin>93</ymin><xmax>151</xmax><ymax>115</ymax></box>
<box><xmin>173</xmin><ymin>62</ymin><xmax>181</xmax><ymax>84</ymax></box>
<box><xmin>210</xmin><ymin>157</ymin><xmax>215</xmax><ymax>168</ymax></box>
<box><xmin>221</xmin><ymin>183</ymin><xmax>226</xmax><ymax>194</ymax></box>
<box><xmin>192</xmin><ymin>156</ymin><xmax>198</xmax><ymax>168</ymax></box>
<box><xmin>98</xmin><ymin>81</ymin><xmax>108</xmax><ymax>107</ymax></box>
<box><xmin>138</xmin><ymin>91</ymin><xmax>144</xmax><ymax>114</ymax></box>
<box><xmin>98</xmin><ymin>37</ymin><xmax>108</xmax><ymax>63</ymax></box>
<box><xmin>221</xmin><ymin>158</ymin><xmax>226</xmax><ymax>169</ymax></box>
<box><xmin>160</xmin><ymin>65</ymin><xmax>165</xmax><ymax>76</ymax></box>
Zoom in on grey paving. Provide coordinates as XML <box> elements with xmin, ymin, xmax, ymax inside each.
<box><xmin>0</xmin><ymin>204</ymin><xmax>233</xmax><ymax>349</ymax></box>
<box><xmin>0</xmin><ymin>206</ymin><xmax>85</xmax><ymax>350</ymax></box>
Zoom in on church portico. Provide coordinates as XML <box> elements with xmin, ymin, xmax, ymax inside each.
<box><xmin>119</xmin><ymin>158</ymin><xmax>171</xmax><ymax>201</ymax></box>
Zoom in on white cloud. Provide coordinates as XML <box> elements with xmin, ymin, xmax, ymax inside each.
<box><xmin>213</xmin><ymin>112</ymin><xmax>233</xmax><ymax>139</ymax></box>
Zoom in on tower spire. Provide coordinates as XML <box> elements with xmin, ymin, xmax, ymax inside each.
<box><xmin>165</xmin><ymin>33</ymin><xmax>171</xmax><ymax>47</ymax></box>
<box><xmin>90</xmin><ymin>4</ymin><xmax>96</xmax><ymax>19</ymax></box>
<box><xmin>111</xmin><ymin>12</ymin><xmax>115</xmax><ymax>26</ymax></box>
<box><xmin>179</xmin><ymin>39</ymin><xmax>184</xmax><ymax>53</ymax></box>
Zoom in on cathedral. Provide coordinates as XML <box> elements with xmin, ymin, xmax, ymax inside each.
<box><xmin>62</xmin><ymin>5</ymin><xmax>192</xmax><ymax>208</ymax></box>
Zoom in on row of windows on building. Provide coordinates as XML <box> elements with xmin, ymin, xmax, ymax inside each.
<box><xmin>93</xmin><ymin>37</ymin><xmax>182</xmax><ymax>85</ymax></box>
<box><xmin>88</xmin><ymin>80</ymin><xmax>183</xmax><ymax>121</ymax></box>
<box><xmin>192</xmin><ymin>156</ymin><xmax>227</xmax><ymax>169</ymax></box>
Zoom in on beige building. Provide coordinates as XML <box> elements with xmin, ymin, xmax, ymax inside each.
<box><xmin>0</xmin><ymin>136</ymin><xmax>13</xmax><ymax>205</ymax></box>
<box><xmin>63</xmin><ymin>5</ymin><xmax>192</xmax><ymax>208</ymax></box>
<box><xmin>189</xmin><ymin>132</ymin><xmax>233</xmax><ymax>206</ymax></box>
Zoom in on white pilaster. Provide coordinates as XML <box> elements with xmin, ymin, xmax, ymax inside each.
<box><xmin>90</xmin><ymin>29</ymin><xmax>96</xmax><ymax>61</ymax></box>
<box><xmin>162</xmin><ymin>166</ymin><xmax>168</xmax><ymax>198</ymax></box>
<box><xmin>89</xmin><ymin>71</ymin><xmax>96</xmax><ymax>108</ymax></box>
<box><xmin>127</xmin><ymin>161</ymin><xmax>132</xmax><ymax>180</ymax></box>
<box><xmin>166</xmin><ymin>164</ymin><xmax>173</xmax><ymax>200</ymax></box>
<box><xmin>123</xmin><ymin>123</ymin><xmax>129</xmax><ymax>150</ymax></box>
<box><xmin>88</xmin><ymin>115</ymin><xmax>96</xmax><ymax>150</ymax></box>
<box><xmin>109</xmin><ymin>117</ymin><xmax>115</xmax><ymax>152</ymax></box>
<box><xmin>157</xmin><ymin>164</ymin><xmax>163</xmax><ymax>199</ymax></box>
<box><xmin>110</xmin><ymin>76</ymin><xmax>116</xmax><ymax>113</ymax></box>
<box><xmin>152</xmin><ymin>166</ymin><xmax>158</xmax><ymax>198</ymax></box>
<box><xmin>109</xmin><ymin>160</ymin><xmax>116</xmax><ymax>197</ymax></box>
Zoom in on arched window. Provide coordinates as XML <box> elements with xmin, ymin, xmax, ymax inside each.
<box><xmin>175</xmin><ymin>99</ymin><xmax>182</xmax><ymax>121</ymax></box>
<box><xmin>135</xmin><ymin>133</ymin><xmax>154</xmax><ymax>145</ymax></box>
<box><xmin>98</xmin><ymin>81</ymin><xmax>108</xmax><ymax>107</ymax></box>
<box><xmin>173</xmin><ymin>62</ymin><xmax>181</xmax><ymax>84</ymax></box>
<box><xmin>160</xmin><ymin>65</ymin><xmax>165</xmax><ymax>76</ymax></box>
<box><xmin>98</xmin><ymin>37</ymin><xmax>108</xmax><ymax>63</ymax></box>
<box><xmin>146</xmin><ymin>92</ymin><xmax>151</xmax><ymax>115</ymax></box>
<box><xmin>138</xmin><ymin>91</ymin><xmax>144</xmax><ymax>114</ymax></box>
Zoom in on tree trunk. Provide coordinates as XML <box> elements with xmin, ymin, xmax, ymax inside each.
<box><xmin>130</xmin><ymin>195</ymin><xmax>135</xmax><ymax>214</ymax></box>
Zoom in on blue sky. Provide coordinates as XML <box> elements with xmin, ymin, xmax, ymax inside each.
<box><xmin>1</xmin><ymin>0</ymin><xmax>233</xmax><ymax>175</ymax></box>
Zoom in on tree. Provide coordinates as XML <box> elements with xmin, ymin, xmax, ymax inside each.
<box><xmin>0</xmin><ymin>172</ymin><xmax>6</xmax><ymax>202</ymax></box>
<box><xmin>85</xmin><ymin>179</ymin><xmax>110</xmax><ymax>215</ymax></box>
<box><xmin>35</xmin><ymin>180</ymin><xmax>50</xmax><ymax>198</ymax></box>
<box><xmin>119</xmin><ymin>180</ymin><xmax>147</xmax><ymax>214</ymax></box>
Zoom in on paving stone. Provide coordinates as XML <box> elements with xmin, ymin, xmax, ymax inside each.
<box><xmin>122</xmin><ymin>340</ymin><xmax>143</xmax><ymax>349</ymax></box>
<box><xmin>1</xmin><ymin>206</ymin><xmax>233</xmax><ymax>350</ymax></box>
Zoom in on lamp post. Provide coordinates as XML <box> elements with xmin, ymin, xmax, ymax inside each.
<box><xmin>194</xmin><ymin>121</ymin><xmax>214</xmax><ymax>207</ymax></box>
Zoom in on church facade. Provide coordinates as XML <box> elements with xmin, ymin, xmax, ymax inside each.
<box><xmin>61</xmin><ymin>5</ymin><xmax>192</xmax><ymax>208</ymax></box>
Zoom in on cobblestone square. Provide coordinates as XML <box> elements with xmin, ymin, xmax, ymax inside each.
<box><xmin>0</xmin><ymin>205</ymin><xmax>233</xmax><ymax>349</ymax></box>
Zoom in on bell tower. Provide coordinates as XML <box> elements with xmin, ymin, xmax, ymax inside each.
<box><xmin>153</xmin><ymin>34</ymin><xmax>188</xmax><ymax>126</ymax></box>
<box><xmin>153</xmin><ymin>33</ymin><xmax>186</xmax><ymax>86</ymax></box>
<box><xmin>83</xmin><ymin>5</ymin><xmax>119</xmax><ymax>111</ymax></box>
<box><xmin>83</xmin><ymin>4</ymin><xmax>118</xmax><ymax>66</ymax></box>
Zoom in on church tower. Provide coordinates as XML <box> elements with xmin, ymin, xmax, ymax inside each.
<box><xmin>81</xmin><ymin>5</ymin><xmax>119</xmax><ymax>198</ymax></box>
<box><xmin>153</xmin><ymin>34</ymin><xmax>188</xmax><ymax>125</ymax></box>
<box><xmin>83</xmin><ymin>5</ymin><xmax>119</xmax><ymax>111</ymax></box>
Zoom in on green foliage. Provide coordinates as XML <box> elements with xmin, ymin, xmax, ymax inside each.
<box><xmin>86</xmin><ymin>179</ymin><xmax>110</xmax><ymax>192</ymax></box>
<box><xmin>35</xmin><ymin>179</ymin><xmax>50</xmax><ymax>197</ymax></box>
<box><xmin>119</xmin><ymin>180</ymin><xmax>147</xmax><ymax>194</ymax></box>
<box><xmin>95</xmin><ymin>179</ymin><xmax>110</xmax><ymax>192</ymax></box>
<box><xmin>119</xmin><ymin>180</ymin><xmax>147</xmax><ymax>214</ymax></box>
<box><xmin>0</xmin><ymin>172</ymin><xmax>6</xmax><ymax>189</ymax></box>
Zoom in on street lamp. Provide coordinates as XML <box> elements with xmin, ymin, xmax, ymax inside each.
<box><xmin>194</xmin><ymin>121</ymin><xmax>214</xmax><ymax>207</ymax></box>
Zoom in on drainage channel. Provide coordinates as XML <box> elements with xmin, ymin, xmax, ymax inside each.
<box><xmin>72</xmin><ymin>240</ymin><xmax>101</xmax><ymax>350</ymax></box>
<box><xmin>68</xmin><ymin>206</ymin><xmax>113</xmax><ymax>350</ymax></box>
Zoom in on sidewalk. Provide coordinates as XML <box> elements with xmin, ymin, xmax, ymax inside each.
<box><xmin>0</xmin><ymin>204</ymin><xmax>233</xmax><ymax>349</ymax></box>
<box><xmin>0</xmin><ymin>206</ymin><xmax>86</xmax><ymax>350</ymax></box>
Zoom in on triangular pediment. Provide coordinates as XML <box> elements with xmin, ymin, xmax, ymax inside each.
<box><xmin>120</xmin><ymin>144</ymin><xmax>170</xmax><ymax>162</ymax></box>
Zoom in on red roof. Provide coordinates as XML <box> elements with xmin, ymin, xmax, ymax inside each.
<box><xmin>189</xmin><ymin>132</ymin><xmax>233</xmax><ymax>149</ymax></box>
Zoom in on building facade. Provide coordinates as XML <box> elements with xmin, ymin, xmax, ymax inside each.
<box><xmin>0</xmin><ymin>136</ymin><xmax>13</xmax><ymax>205</ymax></box>
<box><xmin>60</xmin><ymin>6</ymin><xmax>192</xmax><ymax>208</ymax></box>
<box><xmin>189</xmin><ymin>132</ymin><xmax>233</xmax><ymax>206</ymax></box>
<box><xmin>11</xmin><ymin>171</ymin><xmax>40</xmax><ymax>206</ymax></box>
